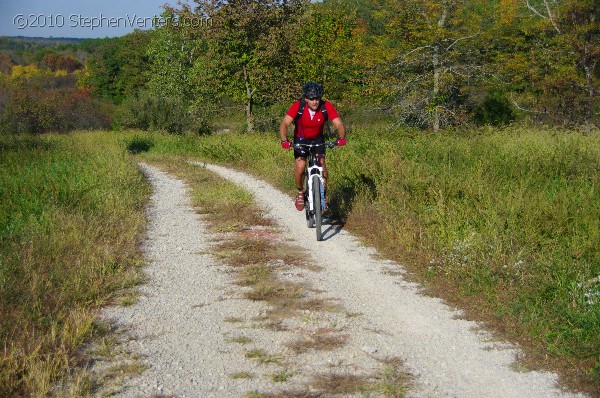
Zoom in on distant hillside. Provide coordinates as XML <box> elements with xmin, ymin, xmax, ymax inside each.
<box><xmin>0</xmin><ymin>36</ymin><xmax>107</xmax><ymax>64</ymax></box>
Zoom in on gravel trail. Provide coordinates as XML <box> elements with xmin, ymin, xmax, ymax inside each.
<box><xmin>201</xmin><ymin>163</ymin><xmax>586</xmax><ymax>398</ymax></box>
<box><xmin>100</xmin><ymin>162</ymin><xmax>587</xmax><ymax>398</ymax></box>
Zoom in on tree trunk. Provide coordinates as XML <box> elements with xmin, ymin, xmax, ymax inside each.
<box><xmin>243</xmin><ymin>66</ymin><xmax>255</xmax><ymax>133</ymax></box>
<box><xmin>245</xmin><ymin>98</ymin><xmax>254</xmax><ymax>133</ymax></box>
<box><xmin>432</xmin><ymin>5</ymin><xmax>448</xmax><ymax>132</ymax></box>
<box><xmin>583</xmin><ymin>32</ymin><xmax>596</xmax><ymax>124</ymax></box>
<box><xmin>432</xmin><ymin>44</ymin><xmax>441</xmax><ymax>132</ymax></box>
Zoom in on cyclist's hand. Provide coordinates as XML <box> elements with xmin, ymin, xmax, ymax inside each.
<box><xmin>337</xmin><ymin>138</ymin><xmax>347</xmax><ymax>147</ymax></box>
<box><xmin>281</xmin><ymin>140</ymin><xmax>291</xmax><ymax>150</ymax></box>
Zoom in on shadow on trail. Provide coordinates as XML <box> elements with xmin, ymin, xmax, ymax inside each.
<box><xmin>320</xmin><ymin>216</ymin><xmax>345</xmax><ymax>241</ymax></box>
<box><xmin>315</xmin><ymin>173</ymin><xmax>378</xmax><ymax>242</ymax></box>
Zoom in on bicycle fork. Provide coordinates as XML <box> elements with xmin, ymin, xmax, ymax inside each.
<box><xmin>306</xmin><ymin>165</ymin><xmax>325</xmax><ymax>212</ymax></box>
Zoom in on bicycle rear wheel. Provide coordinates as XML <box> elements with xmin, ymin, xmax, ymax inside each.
<box><xmin>312</xmin><ymin>177</ymin><xmax>322</xmax><ymax>241</ymax></box>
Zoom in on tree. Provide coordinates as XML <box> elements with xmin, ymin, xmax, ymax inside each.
<box><xmin>40</xmin><ymin>53</ymin><xmax>83</xmax><ymax>73</ymax></box>
<box><xmin>0</xmin><ymin>52</ymin><xmax>13</xmax><ymax>74</ymax></box>
<box><xmin>83</xmin><ymin>31</ymin><xmax>153</xmax><ymax>104</ymax></box>
<box><xmin>291</xmin><ymin>1</ymin><xmax>359</xmax><ymax>102</ymax></box>
<box><xmin>170</xmin><ymin>0</ymin><xmax>309</xmax><ymax>132</ymax></box>
<box><xmin>488</xmin><ymin>0</ymin><xmax>599</xmax><ymax>125</ymax></box>
<box><xmin>380</xmin><ymin>0</ymin><xmax>492</xmax><ymax>130</ymax></box>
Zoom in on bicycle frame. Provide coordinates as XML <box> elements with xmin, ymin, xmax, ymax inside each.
<box><xmin>295</xmin><ymin>142</ymin><xmax>332</xmax><ymax>212</ymax></box>
<box><xmin>305</xmin><ymin>152</ymin><xmax>325</xmax><ymax>214</ymax></box>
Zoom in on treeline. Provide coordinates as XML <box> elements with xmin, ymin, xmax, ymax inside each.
<box><xmin>1</xmin><ymin>0</ymin><xmax>598</xmax><ymax>134</ymax></box>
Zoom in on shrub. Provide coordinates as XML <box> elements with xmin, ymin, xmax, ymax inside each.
<box><xmin>114</xmin><ymin>93</ymin><xmax>211</xmax><ymax>135</ymax></box>
<box><xmin>473</xmin><ymin>91</ymin><xmax>516</xmax><ymax>126</ymax></box>
<box><xmin>0</xmin><ymin>85</ymin><xmax>111</xmax><ymax>134</ymax></box>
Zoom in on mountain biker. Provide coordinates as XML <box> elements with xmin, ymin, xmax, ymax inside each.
<box><xmin>279</xmin><ymin>81</ymin><xmax>347</xmax><ymax>211</ymax></box>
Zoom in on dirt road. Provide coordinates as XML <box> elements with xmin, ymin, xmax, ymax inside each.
<box><xmin>99</xmin><ymin>163</ymin><xmax>586</xmax><ymax>397</ymax></box>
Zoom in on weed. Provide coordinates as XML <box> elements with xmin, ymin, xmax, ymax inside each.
<box><xmin>117</xmin><ymin>291</ymin><xmax>141</xmax><ymax>307</ymax></box>
<box><xmin>226</xmin><ymin>336</ymin><xmax>253</xmax><ymax>344</ymax></box>
<box><xmin>89</xmin><ymin>337</ymin><xmax>118</xmax><ymax>358</ymax></box>
<box><xmin>244</xmin><ymin>392</ymin><xmax>268</xmax><ymax>398</ymax></box>
<box><xmin>229</xmin><ymin>372</ymin><xmax>254</xmax><ymax>379</ymax></box>
<box><xmin>224</xmin><ymin>317</ymin><xmax>245</xmax><ymax>323</ymax></box>
<box><xmin>104</xmin><ymin>362</ymin><xmax>148</xmax><ymax>378</ymax></box>
<box><xmin>311</xmin><ymin>372</ymin><xmax>368</xmax><ymax>395</ymax></box>
<box><xmin>245</xmin><ymin>349</ymin><xmax>285</xmax><ymax>366</ymax></box>
<box><xmin>368</xmin><ymin>357</ymin><xmax>410</xmax><ymax>397</ymax></box>
<box><xmin>272</xmin><ymin>370</ymin><xmax>294</xmax><ymax>382</ymax></box>
<box><xmin>287</xmin><ymin>330</ymin><xmax>349</xmax><ymax>354</ymax></box>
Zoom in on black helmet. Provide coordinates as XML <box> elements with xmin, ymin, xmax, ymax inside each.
<box><xmin>302</xmin><ymin>81</ymin><xmax>323</xmax><ymax>98</ymax></box>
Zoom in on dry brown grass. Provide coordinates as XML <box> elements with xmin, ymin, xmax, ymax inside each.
<box><xmin>311</xmin><ymin>372</ymin><xmax>369</xmax><ymax>395</ymax></box>
<box><xmin>286</xmin><ymin>329</ymin><xmax>349</xmax><ymax>354</ymax></box>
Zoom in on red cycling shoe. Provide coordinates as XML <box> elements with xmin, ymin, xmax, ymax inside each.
<box><xmin>295</xmin><ymin>191</ymin><xmax>305</xmax><ymax>211</ymax></box>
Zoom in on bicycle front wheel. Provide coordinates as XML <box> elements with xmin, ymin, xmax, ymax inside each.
<box><xmin>312</xmin><ymin>177</ymin><xmax>322</xmax><ymax>241</ymax></box>
<box><xmin>305</xmin><ymin>178</ymin><xmax>314</xmax><ymax>228</ymax></box>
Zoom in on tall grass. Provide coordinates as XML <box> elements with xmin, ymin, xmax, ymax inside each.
<box><xmin>139</xmin><ymin>125</ymin><xmax>599</xmax><ymax>392</ymax></box>
<box><xmin>0</xmin><ymin>132</ymin><xmax>150</xmax><ymax>396</ymax></box>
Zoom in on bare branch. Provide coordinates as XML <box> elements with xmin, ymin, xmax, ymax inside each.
<box><xmin>544</xmin><ymin>0</ymin><xmax>561</xmax><ymax>33</ymax></box>
<box><xmin>525</xmin><ymin>0</ymin><xmax>548</xmax><ymax>20</ymax></box>
<box><xmin>403</xmin><ymin>46</ymin><xmax>434</xmax><ymax>58</ymax></box>
<box><xmin>524</xmin><ymin>0</ymin><xmax>561</xmax><ymax>33</ymax></box>
<box><xmin>509</xmin><ymin>94</ymin><xmax>546</xmax><ymax>114</ymax></box>
<box><xmin>392</xmin><ymin>46</ymin><xmax>433</xmax><ymax>67</ymax></box>
<box><xmin>446</xmin><ymin>31</ymin><xmax>480</xmax><ymax>51</ymax></box>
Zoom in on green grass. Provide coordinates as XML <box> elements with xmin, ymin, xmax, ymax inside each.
<box><xmin>0</xmin><ymin>132</ymin><xmax>150</xmax><ymax>396</ymax></box>
<box><xmin>2</xmin><ymin>127</ymin><xmax>597</xmax><ymax>394</ymax></box>
<box><xmin>136</xmin><ymin>125</ymin><xmax>599</xmax><ymax>392</ymax></box>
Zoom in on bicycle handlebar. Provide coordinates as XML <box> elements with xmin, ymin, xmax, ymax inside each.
<box><xmin>294</xmin><ymin>141</ymin><xmax>339</xmax><ymax>150</ymax></box>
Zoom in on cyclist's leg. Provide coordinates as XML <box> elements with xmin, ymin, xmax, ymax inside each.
<box><xmin>317</xmin><ymin>153</ymin><xmax>327</xmax><ymax>189</ymax></box>
<box><xmin>294</xmin><ymin>157</ymin><xmax>307</xmax><ymax>190</ymax></box>
<box><xmin>294</xmin><ymin>156</ymin><xmax>307</xmax><ymax>210</ymax></box>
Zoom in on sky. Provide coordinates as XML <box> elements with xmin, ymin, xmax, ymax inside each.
<box><xmin>0</xmin><ymin>0</ymin><xmax>179</xmax><ymax>39</ymax></box>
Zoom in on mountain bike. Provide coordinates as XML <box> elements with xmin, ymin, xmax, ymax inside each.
<box><xmin>294</xmin><ymin>141</ymin><xmax>339</xmax><ymax>241</ymax></box>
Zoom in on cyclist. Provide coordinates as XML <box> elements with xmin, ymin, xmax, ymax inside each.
<box><xmin>279</xmin><ymin>81</ymin><xmax>347</xmax><ymax>210</ymax></box>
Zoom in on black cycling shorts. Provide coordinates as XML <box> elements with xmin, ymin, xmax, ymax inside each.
<box><xmin>293</xmin><ymin>136</ymin><xmax>325</xmax><ymax>159</ymax></box>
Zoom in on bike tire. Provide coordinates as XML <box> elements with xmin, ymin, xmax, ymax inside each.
<box><xmin>313</xmin><ymin>177</ymin><xmax>322</xmax><ymax>241</ymax></box>
<box><xmin>305</xmin><ymin>179</ymin><xmax>314</xmax><ymax>228</ymax></box>
<box><xmin>306</xmin><ymin>207</ymin><xmax>314</xmax><ymax>228</ymax></box>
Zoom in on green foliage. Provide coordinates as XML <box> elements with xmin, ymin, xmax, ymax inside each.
<box><xmin>115</xmin><ymin>93</ymin><xmax>211</xmax><ymax>135</ymax></box>
<box><xmin>5</xmin><ymin>0</ymin><xmax>598</xmax><ymax>134</ymax></box>
<box><xmin>168</xmin><ymin>0</ymin><xmax>308</xmax><ymax>131</ymax></box>
<box><xmin>0</xmin><ymin>36</ymin><xmax>88</xmax><ymax>65</ymax></box>
<box><xmin>292</xmin><ymin>1</ymin><xmax>359</xmax><ymax>101</ymax></box>
<box><xmin>473</xmin><ymin>91</ymin><xmax>516</xmax><ymax>126</ymax></box>
<box><xmin>488</xmin><ymin>0</ymin><xmax>599</xmax><ymax>126</ymax></box>
<box><xmin>83</xmin><ymin>31</ymin><xmax>153</xmax><ymax>104</ymax></box>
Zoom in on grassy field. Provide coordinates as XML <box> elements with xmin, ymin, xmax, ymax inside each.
<box><xmin>134</xmin><ymin>125</ymin><xmax>599</xmax><ymax>393</ymax></box>
<box><xmin>0</xmin><ymin>132</ymin><xmax>150</xmax><ymax>396</ymax></box>
<box><xmin>1</xmin><ymin>126</ymin><xmax>598</xmax><ymax>394</ymax></box>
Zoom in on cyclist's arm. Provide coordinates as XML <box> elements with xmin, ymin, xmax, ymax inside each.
<box><xmin>280</xmin><ymin>115</ymin><xmax>294</xmax><ymax>142</ymax></box>
<box><xmin>331</xmin><ymin>117</ymin><xmax>346</xmax><ymax>139</ymax></box>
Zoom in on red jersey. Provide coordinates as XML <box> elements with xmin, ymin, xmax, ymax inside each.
<box><xmin>286</xmin><ymin>100</ymin><xmax>340</xmax><ymax>139</ymax></box>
